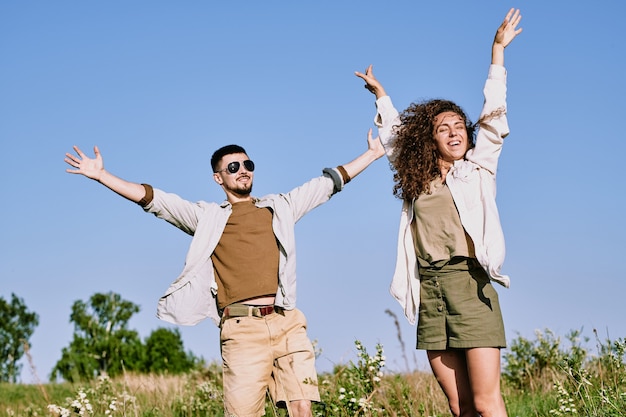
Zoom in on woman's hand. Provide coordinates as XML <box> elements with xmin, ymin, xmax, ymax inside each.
<box><xmin>492</xmin><ymin>8</ymin><xmax>523</xmax><ymax>66</ymax></box>
<box><xmin>355</xmin><ymin>64</ymin><xmax>388</xmax><ymax>100</ymax></box>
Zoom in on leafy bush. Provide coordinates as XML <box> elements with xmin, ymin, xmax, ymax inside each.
<box><xmin>502</xmin><ymin>328</ymin><xmax>626</xmax><ymax>416</ymax></box>
<box><xmin>502</xmin><ymin>328</ymin><xmax>588</xmax><ymax>391</ymax></box>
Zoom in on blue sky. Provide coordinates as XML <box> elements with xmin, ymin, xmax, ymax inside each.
<box><xmin>2</xmin><ymin>0</ymin><xmax>625</xmax><ymax>383</ymax></box>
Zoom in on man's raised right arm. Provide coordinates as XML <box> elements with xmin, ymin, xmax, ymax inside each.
<box><xmin>65</xmin><ymin>145</ymin><xmax>151</xmax><ymax>206</ymax></box>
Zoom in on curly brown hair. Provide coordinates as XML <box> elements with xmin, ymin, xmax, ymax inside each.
<box><xmin>390</xmin><ymin>99</ymin><xmax>476</xmax><ymax>200</ymax></box>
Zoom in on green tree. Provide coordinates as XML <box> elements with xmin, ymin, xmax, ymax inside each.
<box><xmin>0</xmin><ymin>293</ymin><xmax>39</xmax><ymax>382</ymax></box>
<box><xmin>142</xmin><ymin>327</ymin><xmax>198</xmax><ymax>374</ymax></box>
<box><xmin>51</xmin><ymin>292</ymin><xmax>143</xmax><ymax>382</ymax></box>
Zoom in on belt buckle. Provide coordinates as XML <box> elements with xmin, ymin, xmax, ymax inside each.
<box><xmin>253</xmin><ymin>305</ymin><xmax>273</xmax><ymax>317</ymax></box>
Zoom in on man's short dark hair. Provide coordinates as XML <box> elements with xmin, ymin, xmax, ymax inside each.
<box><xmin>211</xmin><ymin>144</ymin><xmax>247</xmax><ymax>172</ymax></box>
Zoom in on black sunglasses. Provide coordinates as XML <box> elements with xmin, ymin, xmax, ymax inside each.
<box><xmin>216</xmin><ymin>159</ymin><xmax>255</xmax><ymax>174</ymax></box>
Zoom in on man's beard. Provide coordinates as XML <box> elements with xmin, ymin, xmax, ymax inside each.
<box><xmin>232</xmin><ymin>183</ymin><xmax>252</xmax><ymax>196</ymax></box>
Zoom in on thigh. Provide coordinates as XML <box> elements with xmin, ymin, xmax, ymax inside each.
<box><xmin>427</xmin><ymin>350</ymin><xmax>474</xmax><ymax>415</ymax></box>
<box><xmin>268</xmin><ymin>309</ymin><xmax>320</xmax><ymax>405</ymax></box>
<box><xmin>465</xmin><ymin>347</ymin><xmax>503</xmax><ymax>399</ymax></box>
<box><xmin>220</xmin><ymin>316</ymin><xmax>274</xmax><ymax>416</ymax></box>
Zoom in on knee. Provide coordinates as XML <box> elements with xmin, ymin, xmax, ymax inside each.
<box><xmin>288</xmin><ymin>400</ymin><xmax>312</xmax><ymax>417</ymax></box>
<box><xmin>473</xmin><ymin>393</ymin><xmax>506</xmax><ymax>417</ymax></box>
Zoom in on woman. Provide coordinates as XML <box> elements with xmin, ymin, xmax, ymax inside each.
<box><xmin>355</xmin><ymin>9</ymin><xmax>522</xmax><ymax>417</ymax></box>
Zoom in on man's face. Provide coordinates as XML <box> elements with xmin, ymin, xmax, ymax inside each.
<box><xmin>432</xmin><ymin>111</ymin><xmax>469</xmax><ymax>163</ymax></box>
<box><xmin>213</xmin><ymin>152</ymin><xmax>254</xmax><ymax>197</ymax></box>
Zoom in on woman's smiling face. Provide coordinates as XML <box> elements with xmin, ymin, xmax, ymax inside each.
<box><xmin>432</xmin><ymin>111</ymin><xmax>469</xmax><ymax>163</ymax></box>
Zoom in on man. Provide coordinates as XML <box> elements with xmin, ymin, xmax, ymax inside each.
<box><xmin>64</xmin><ymin>131</ymin><xmax>383</xmax><ymax>417</ymax></box>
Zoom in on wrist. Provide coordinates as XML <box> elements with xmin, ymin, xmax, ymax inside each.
<box><xmin>491</xmin><ymin>43</ymin><xmax>505</xmax><ymax>66</ymax></box>
<box><xmin>94</xmin><ymin>169</ymin><xmax>108</xmax><ymax>183</ymax></box>
<box><xmin>366</xmin><ymin>146</ymin><xmax>384</xmax><ymax>162</ymax></box>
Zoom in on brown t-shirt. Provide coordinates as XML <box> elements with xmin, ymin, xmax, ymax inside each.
<box><xmin>413</xmin><ymin>178</ymin><xmax>475</xmax><ymax>267</ymax></box>
<box><xmin>211</xmin><ymin>201</ymin><xmax>279</xmax><ymax>309</ymax></box>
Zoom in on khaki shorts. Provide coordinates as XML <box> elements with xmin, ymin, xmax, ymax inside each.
<box><xmin>220</xmin><ymin>307</ymin><xmax>320</xmax><ymax>416</ymax></box>
<box><xmin>417</xmin><ymin>259</ymin><xmax>506</xmax><ymax>350</ymax></box>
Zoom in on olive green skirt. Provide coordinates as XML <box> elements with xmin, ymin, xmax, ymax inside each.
<box><xmin>416</xmin><ymin>258</ymin><xmax>506</xmax><ymax>350</ymax></box>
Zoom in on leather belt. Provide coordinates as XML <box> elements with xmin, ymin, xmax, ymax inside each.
<box><xmin>221</xmin><ymin>303</ymin><xmax>279</xmax><ymax>320</ymax></box>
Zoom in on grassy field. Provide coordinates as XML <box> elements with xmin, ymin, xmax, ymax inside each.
<box><xmin>2</xmin><ymin>330</ymin><xmax>624</xmax><ymax>416</ymax></box>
